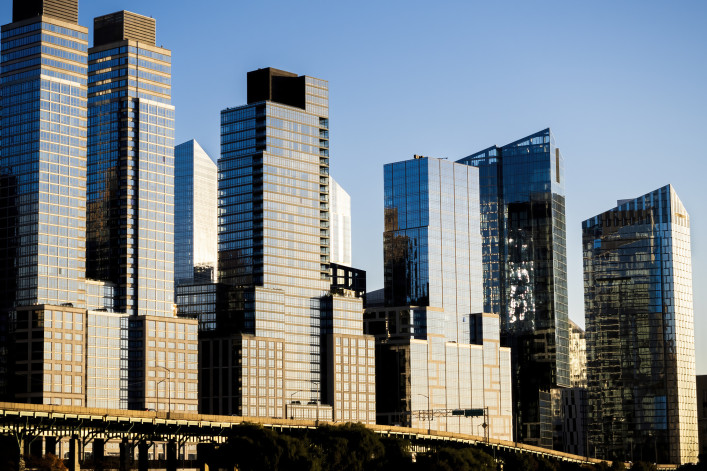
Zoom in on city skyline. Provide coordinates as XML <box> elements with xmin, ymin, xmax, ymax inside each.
<box><xmin>0</xmin><ymin>0</ymin><xmax>703</xmax><ymax>464</ymax></box>
<box><xmin>9</xmin><ymin>0</ymin><xmax>702</xmax><ymax>374</ymax></box>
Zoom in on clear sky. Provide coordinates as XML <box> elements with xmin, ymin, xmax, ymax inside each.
<box><xmin>3</xmin><ymin>0</ymin><xmax>705</xmax><ymax>373</ymax></box>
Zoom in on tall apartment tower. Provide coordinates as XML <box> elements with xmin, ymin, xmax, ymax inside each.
<box><xmin>213</xmin><ymin>68</ymin><xmax>375</xmax><ymax>421</ymax></box>
<box><xmin>0</xmin><ymin>0</ymin><xmax>88</xmax><ymax>397</ymax></box>
<box><xmin>86</xmin><ymin>11</ymin><xmax>197</xmax><ymax>413</ymax></box>
<box><xmin>87</xmin><ymin>10</ymin><xmax>175</xmax><ymax>318</ymax></box>
<box><xmin>174</xmin><ymin>139</ymin><xmax>217</xmax><ymax>285</ymax></box>
<box><xmin>364</xmin><ymin>156</ymin><xmax>512</xmax><ymax>439</ymax></box>
<box><xmin>457</xmin><ymin>129</ymin><xmax>570</xmax><ymax>447</ymax></box>
<box><xmin>582</xmin><ymin>185</ymin><xmax>697</xmax><ymax>464</ymax></box>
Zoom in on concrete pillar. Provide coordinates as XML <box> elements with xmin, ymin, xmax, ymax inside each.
<box><xmin>138</xmin><ymin>441</ymin><xmax>149</xmax><ymax>471</ymax></box>
<box><xmin>119</xmin><ymin>438</ymin><xmax>130</xmax><ymax>471</ymax></box>
<box><xmin>166</xmin><ymin>439</ymin><xmax>177</xmax><ymax>471</ymax></box>
<box><xmin>197</xmin><ymin>443</ymin><xmax>213</xmax><ymax>471</ymax></box>
<box><xmin>68</xmin><ymin>435</ymin><xmax>80</xmax><ymax>471</ymax></box>
<box><xmin>45</xmin><ymin>437</ymin><xmax>57</xmax><ymax>457</ymax></box>
<box><xmin>93</xmin><ymin>438</ymin><xmax>105</xmax><ymax>471</ymax></box>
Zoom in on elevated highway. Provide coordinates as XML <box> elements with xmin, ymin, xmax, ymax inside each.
<box><xmin>0</xmin><ymin>402</ymin><xmax>677</xmax><ymax>470</ymax></box>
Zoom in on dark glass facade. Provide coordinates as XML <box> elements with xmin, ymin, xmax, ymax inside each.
<box><xmin>457</xmin><ymin>128</ymin><xmax>570</xmax><ymax>447</ymax></box>
<box><xmin>583</xmin><ymin>185</ymin><xmax>697</xmax><ymax>464</ymax></box>
<box><xmin>698</xmin><ymin>375</ymin><xmax>707</xmax><ymax>458</ymax></box>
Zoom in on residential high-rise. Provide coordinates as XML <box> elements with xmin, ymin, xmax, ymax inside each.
<box><xmin>174</xmin><ymin>139</ymin><xmax>217</xmax><ymax>285</ymax></box>
<box><xmin>213</xmin><ymin>68</ymin><xmax>375</xmax><ymax>421</ymax></box>
<box><xmin>87</xmin><ymin>10</ymin><xmax>175</xmax><ymax>318</ymax></box>
<box><xmin>583</xmin><ymin>185</ymin><xmax>697</xmax><ymax>464</ymax></box>
<box><xmin>86</xmin><ymin>10</ymin><xmax>197</xmax><ymax>413</ymax></box>
<box><xmin>457</xmin><ymin>129</ymin><xmax>570</xmax><ymax>447</ymax></box>
<box><xmin>364</xmin><ymin>155</ymin><xmax>512</xmax><ymax>439</ymax></box>
<box><xmin>0</xmin><ymin>0</ymin><xmax>88</xmax><ymax>397</ymax></box>
<box><xmin>330</xmin><ymin>177</ymin><xmax>351</xmax><ymax>267</ymax></box>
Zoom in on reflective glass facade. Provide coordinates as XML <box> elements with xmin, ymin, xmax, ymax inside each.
<box><xmin>368</xmin><ymin>156</ymin><xmax>512</xmax><ymax>438</ymax></box>
<box><xmin>0</xmin><ymin>10</ymin><xmax>89</xmax><ymax>311</ymax></box>
<box><xmin>174</xmin><ymin>139</ymin><xmax>217</xmax><ymax>285</ymax></box>
<box><xmin>87</xmin><ymin>12</ymin><xmax>175</xmax><ymax>317</ymax></box>
<box><xmin>458</xmin><ymin>129</ymin><xmax>570</xmax><ymax>447</ymax></box>
<box><xmin>217</xmin><ymin>68</ymin><xmax>374</xmax><ymax>421</ymax></box>
<box><xmin>329</xmin><ymin>177</ymin><xmax>352</xmax><ymax>267</ymax></box>
<box><xmin>583</xmin><ymin>185</ymin><xmax>697</xmax><ymax>464</ymax></box>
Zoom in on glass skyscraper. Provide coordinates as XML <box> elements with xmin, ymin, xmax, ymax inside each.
<box><xmin>174</xmin><ymin>139</ymin><xmax>217</xmax><ymax>285</ymax></box>
<box><xmin>215</xmin><ymin>68</ymin><xmax>375</xmax><ymax>421</ymax></box>
<box><xmin>458</xmin><ymin>128</ymin><xmax>570</xmax><ymax>447</ymax></box>
<box><xmin>583</xmin><ymin>185</ymin><xmax>697</xmax><ymax>464</ymax></box>
<box><xmin>365</xmin><ymin>155</ymin><xmax>512</xmax><ymax>438</ymax></box>
<box><xmin>87</xmin><ymin>10</ymin><xmax>175</xmax><ymax>318</ymax></box>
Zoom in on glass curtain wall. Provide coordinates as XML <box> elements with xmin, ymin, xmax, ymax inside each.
<box><xmin>583</xmin><ymin>185</ymin><xmax>697</xmax><ymax>464</ymax></box>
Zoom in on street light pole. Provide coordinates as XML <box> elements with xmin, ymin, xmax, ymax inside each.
<box><xmin>312</xmin><ymin>380</ymin><xmax>321</xmax><ymax>425</ymax></box>
<box><xmin>289</xmin><ymin>390</ymin><xmax>300</xmax><ymax>420</ymax></box>
<box><xmin>417</xmin><ymin>393</ymin><xmax>431</xmax><ymax>435</ymax></box>
<box><xmin>157</xmin><ymin>365</ymin><xmax>172</xmax><ymax>418</ymax></box>
<box><xmin>157</xmin><ymin>378</ymin><xmax>166</xmax><ymax>414</ymax></box>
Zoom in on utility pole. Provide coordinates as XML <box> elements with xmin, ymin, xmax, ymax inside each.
<box><xmin>313</xmin><ymin>380</ymin><xmax>320</xmax><ymax>425</ymax></box>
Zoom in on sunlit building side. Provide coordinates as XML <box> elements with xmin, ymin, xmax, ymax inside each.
<box><xmin>365</xmin><ymin>155</ymin><xmax>512</xmax><ymax>439</ymax></box>
<box><xmin>583</xmin><ymin>185</ymin><xmax>697</xmax><ymax>464</ymax></box>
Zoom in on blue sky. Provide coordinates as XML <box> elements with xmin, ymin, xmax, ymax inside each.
<box><xmin>4</xmin><ymin>1</ymin><xmax>705</xmax><ymax>373</ymax></box>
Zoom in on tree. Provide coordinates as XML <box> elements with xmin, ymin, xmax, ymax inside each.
<box><xmin>610</xmin><ymin>461</ymin><xmax>626</xmax><ymax>471</ymax></box>
<box><xmin>27</xmin><ymin>454</ymin><xmax>67</xmax><ymax>471</ymax></box>
<box><xmin>211</xmin><ymin>423</ymin><xmax>287</xmax><ymax>471</ymax></box>
<box><xmin>630</xmin><ymin>462</ymin><xmax>657</xmax><ymax>471</ymax></box>
<box><xmin>310</xmin><ymin>423</ymin><xmax>386</xmax><ymax>471</ymax></box>
<box><xmin>416</xmin><ymin>446</ymin><xmax>495</xmax><ymax>471</ymax></box>
<box><xmin>278</xmin><ymin>433</ymin><xmax>321</xmax><ymax>471</ymax></box>
<box><xmin>379</xmin><ymin>436</ymin><xmax>415</xmax><ymax>470</ymax></box>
